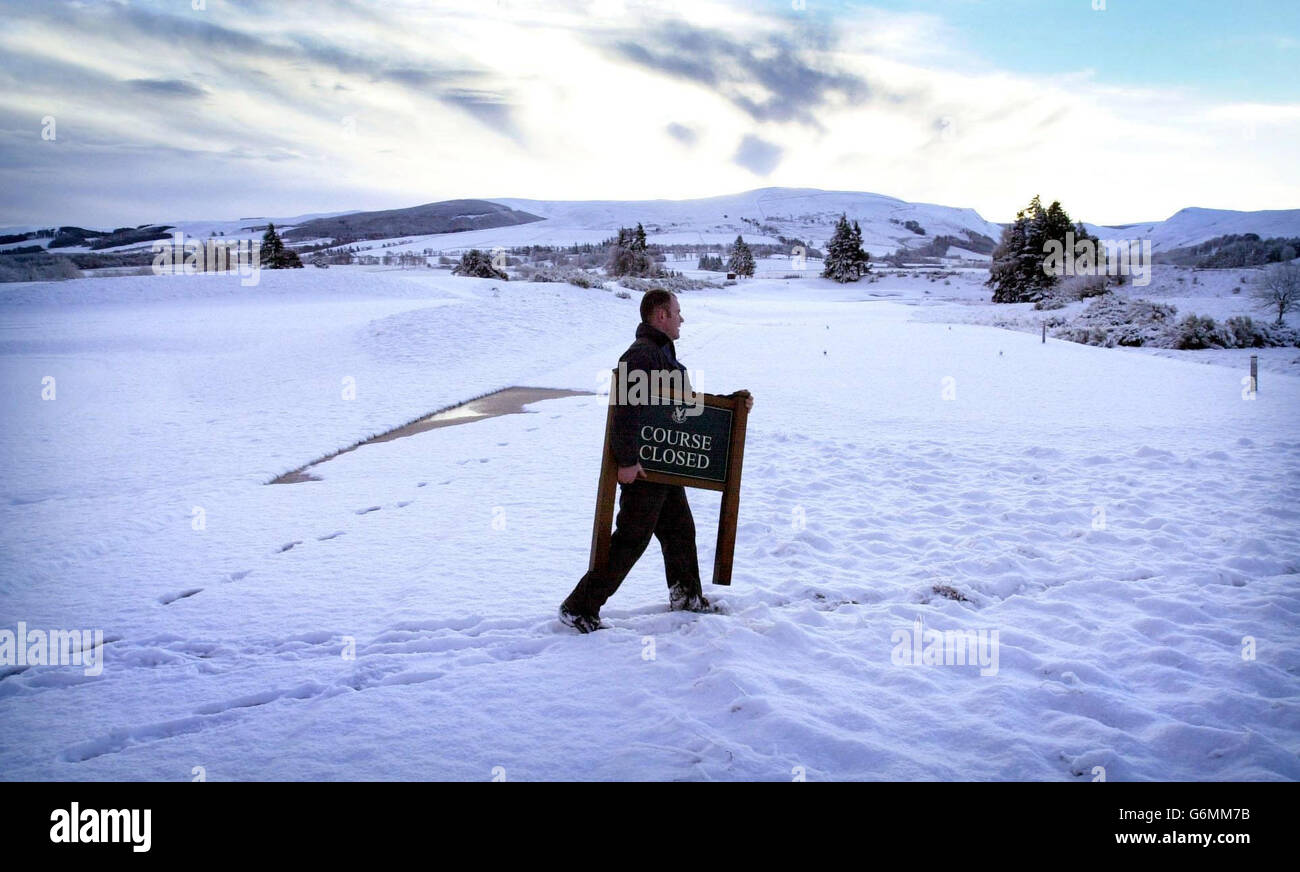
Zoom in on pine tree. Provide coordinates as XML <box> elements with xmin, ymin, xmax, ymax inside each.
<box><xmin>697</xmin><ymin>253</ymin><xmax>723</xmax><ymax>271</ymax></box>
<box><xmin>987</xmin><ymin>211</ymin><xmax>1031</xmax><ymax>303</ymax></box>
<box><xmin>261</xmin><ymin>223</ymin><xmax>284</xmax><ymax>265</ymax></box>
<box><xmin>821</xmin><ymin>213</ymin><xmax>868</xmax><ymax>282</ymax></box>
<box><xmin>607</xmin><ymin>225</ymin><xmax>654</xmax><ymax>277</ymax></box>
<box><xmin>727</xmin><ymin>235</ymin><xmax>754</xmax><ymax>277</ymax></box>
<box><xmin>987</xmin><ymin>195</ymin><xmax>1089</xmax><ymax>303</ymax></box>
<box><xmin>259</xmin><ymin>223</ymin><xmax>304</xmax><ymax>269</ymax></box>
<box><xmin>850</xmin><ymin>219</ymin><xmax>871</xmax><ymax>278</ymax></box>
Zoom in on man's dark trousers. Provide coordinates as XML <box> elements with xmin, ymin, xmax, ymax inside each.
<box><xmin>563</xmin><ymin>478</ymin><xmax>702</xmax><ymax>616</ymax></box>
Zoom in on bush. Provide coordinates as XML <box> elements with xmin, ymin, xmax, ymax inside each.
<box><xmin>1173</xmin><ymin>314</ymin><xmax>1226</xmax><ymax>349</ymax></box>
<box><xmin>512</xmin><ymin>264</ymin><xmax>606</xmax><ymax>288</ymax></box>
<box><xmin>0</xmin><ymin>255</ymin><xmax>83</xmax><ymax>282</ymax></box>
<box><xmin>617</xmin><ymin>275</ymin><xmax>722</xmax><ymax>292</ymax></box>
<box><xmin>1171</xmin><ymin>313</ymin><xmax>1300</xmax><ymax>349</ymax></box>
<box><xmin>1053</xmin><ymin>296</ymin><xmax>1180</xmax><ymax>347</ymax></box>
<box><xmin>452</xmin><ymin>249</ymin><xmax>508</xmax><ymax>280</ymax></box>
<box><xmin>1224</xmin><ymin>315</ymin><xmax>1266</xmax><ymax>348</ymax></box>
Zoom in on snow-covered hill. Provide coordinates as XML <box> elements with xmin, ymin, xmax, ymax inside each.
<box><xmin>6</xmin><ymin>189</ymin><xmax>1299</xmax><ymax>261</ymax></box>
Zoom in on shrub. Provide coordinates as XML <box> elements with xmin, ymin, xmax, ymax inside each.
<box><xmin>452</xmin><ymin>249</ymin><xmax>508</xmax><ymax>280</ymax></box>
<box><xmin>1173</xmin><ymin>314</ymin><xmax>1226</xmax><ymax>349</ymax></box>
<box><xmin>512</xmin><ymin>264</ymin><xmax>605</xmax><ymax>288</ymax></box>
<box><xmin>1169</xmin><ymin>313</ymin><xmax>1300</xmax><ymax>349</ymax></box>
<box><xmin>1053</xmin><ymin>295</ymin><xmax>1180</xmax><ymax>347</ymax></box>
<box><xmin>0</xmin><ymin>255</ymin><xmax>83</xmax><ymax>282</ymax></box>
<box><xmin>1224</xmin><ymin>315</ymin><xmax>1266</xmax><ymax>348</ymax></box>
<box><xmin>617</xmin><ymin>275</ymin><xmax>722</xmax><ymax>292</ymax></box>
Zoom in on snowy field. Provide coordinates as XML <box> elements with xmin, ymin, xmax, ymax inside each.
<box><xmin>1</xmin><ymin>266</ymin><xmax>1297</xmax><ymax>781</ymax></box>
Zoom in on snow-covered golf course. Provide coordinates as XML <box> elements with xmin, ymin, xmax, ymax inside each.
<box><xmin>1</xmin><ymin>266</ymin><xmax>1296</xmax><ymax>780</ymax></box>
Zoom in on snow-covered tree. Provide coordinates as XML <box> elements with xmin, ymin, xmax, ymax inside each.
<box><xmin>728</xmin><ymin>235</ymin><xmax>755</xmax><ymax>277</ymax></box>
<box><xmin>821</xmin><ymin>213</ymin><xmax>869</xmax><ymax>282</ymax></box>
<box><xmin>850</xmin><ymin>219</ymin><xmax>870</xmax><ymax>278</ymax></box>
<box><xmin>606</xmin><ymin>225</ymin><xmax>655</xmax><ymax>277</ymax></box>
<box><xmin>987</xmin><ymin>195</ymin><xmax>1089</xmax><ymax>303</ymax></box>
<box><xmin>259</xmin><ymin>223</ymin><xmax>303</xmax><ymax>269</ymax></box>
<box><xmin>1252</xmin><ymin>261</ymin><xmax>1300</xmax><ymax>326</ymax></box>
<box><xmin>452</xmin><ymin>249</ymin><xmax>508</xmax><ymax>280</ymax></box>
<box><xmin>697</xmin><ymin>253</ymin><xmax>724</xmax><ymax>271</ymax></box>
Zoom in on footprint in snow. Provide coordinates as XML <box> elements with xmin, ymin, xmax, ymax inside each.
<box><xmin>159</xmin><ymin>588</ymin><xmax>203</xmax><ymax>605</ymax></box>
<box><xmin>317</xmin><ymin>531</ymin><xmax>345</xmax><ymax>541</ymax></box>
<box><xmin>277</xmin><ymin>540</ymin><xmax>303</xmax><ymax>553</ymax></box>
<box><xmin>227</xmin><ymin>570</ymin><xmax>252</xmax><ymax>582</ymax></box>
<box><xmin>355</xmin><ymin>506</ymin><xmax>382</xmax><ymax>515</ymax></box>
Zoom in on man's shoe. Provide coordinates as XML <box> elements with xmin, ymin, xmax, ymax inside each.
<box><xmin>558</xmin><ymin>605</ymin><xmax>604</xmax><ymax>634</ymax></box>
<box><xmin>668</xmin><ymin>584</ymin><xmax>711</xmax><ymax>613</ymax></box>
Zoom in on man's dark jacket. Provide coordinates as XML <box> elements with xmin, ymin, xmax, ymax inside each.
<box><xmin>609</xmin><ymin>322</ymin><xmax>691</xmax><ymax>468</ymax></box>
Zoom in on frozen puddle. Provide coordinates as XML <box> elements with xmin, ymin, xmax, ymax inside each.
<box><xmin>270</xmin><ymin>386</ymin><xmax>592</xmax><ymax>483</ymax></box>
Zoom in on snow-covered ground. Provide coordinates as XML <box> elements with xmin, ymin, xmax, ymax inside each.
<box><xmin>1</xmin><ymin>266</ymin><xmax>1297</xmax><ymax>781</ymax></box>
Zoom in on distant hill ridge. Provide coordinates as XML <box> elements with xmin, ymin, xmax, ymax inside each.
<box><xmin>5</xmin><ymin>189</ymin><xmax>1298</xmax><ymax>256</ymax></box>
<box><xmin>280</xmin><ymin>199</ymin><xmax>544</xmax><ymax>243</ymax></box>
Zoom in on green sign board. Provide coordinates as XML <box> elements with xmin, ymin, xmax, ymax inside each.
<box><xmin>633</xmin><ymin>402</ymin><xmax>733</xmax><ymax>484</ymax></box>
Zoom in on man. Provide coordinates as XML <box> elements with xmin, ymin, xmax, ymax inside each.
<box><xmin>559</xmin><ymin>289</ymin><xmax>754</xmax><ymax>633</ymax></box>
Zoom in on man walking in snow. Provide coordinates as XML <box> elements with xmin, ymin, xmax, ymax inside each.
<box><xmin>560</xmin><ymin>290</ymin><xmax>753</xmax><ymax>633</ymax></box>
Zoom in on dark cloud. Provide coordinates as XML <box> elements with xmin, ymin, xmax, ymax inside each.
<box><xmin>666</xmin><ymin>122</ymin><xmax>698</xmax><ymax>146</ymax></box>
<box><xmin>3</xmin><ymin>1</ymin><xmax>525</xmax><ymax>143</ymax></box>
<box><xmin>439</xmin><ymin>89</ymin><xmax>527</xmax><ymax>146</ymax></box>
<box><xmin>596</xmin><ymin>18</ymin><xmax>871</xmax><ymax>132</ymax></box>
<box><xmin>125</xmin><ymin>78</ymin><xmax>208</xmax><ymax>98</ymax></box>
<box><xmin>733</xmin><ymin>134</ymin><xmax>783</xmax><ymax>175</ymax></box>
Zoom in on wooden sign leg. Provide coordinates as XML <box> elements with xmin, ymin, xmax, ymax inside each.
<box><xmin>588</xmin><ymin>377</ymin><xmax>619</xmax><ymax>573</ymax></box>
<box><xmin>712</xmin><ymin>391</ymin><xmax>750</xmax><ymax>586</ymax></box>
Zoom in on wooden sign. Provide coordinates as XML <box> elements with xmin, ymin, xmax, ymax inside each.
<box><xmin>588</xmin><ymin>369</ymin><xmax>750</xmax><ymax>586</ymax></box>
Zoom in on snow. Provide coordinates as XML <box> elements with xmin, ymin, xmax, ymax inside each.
<box><xmin>1</xmin><ymin>265</ymin><xmax>1297</xmax><ymax>781</ymax></box>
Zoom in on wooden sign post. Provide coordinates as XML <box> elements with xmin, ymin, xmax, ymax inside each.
<box><xmin>588</xmin><ymin>369</ymin><xmax>750</xmax><ymax>586</ymax></box>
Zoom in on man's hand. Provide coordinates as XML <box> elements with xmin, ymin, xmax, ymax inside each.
<box><xmin>616</xmin><ymin>463</ymin><xmax>645</xmax><ymax>484</ymax></box>
<box><xmin>732</xmin><ymin>390</ymin><xmax>754</xmax><ymax>412</ymax></box>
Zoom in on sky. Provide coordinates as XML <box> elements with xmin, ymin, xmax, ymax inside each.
<box><xmin>1</xmin><ymin>0</ymin><xmax>1297</xmax><ymax>228</ymax></box>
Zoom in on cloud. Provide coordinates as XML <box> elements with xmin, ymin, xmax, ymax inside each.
<box><xmin>125</xmin><ymin>78</ymin><xmax>207</xmax><ymax>98</ymax></box>
<box><xmin>732</xmin><ymin>134</ymin><xmax>782</xmax><ymax>175</ymax></box>
<box><xmin>439</xmin><ymin>89</ymin><xmax>527</xmax><ymax>146</ymax></box>
<box><xmin>666</xmin><ymin>122</ymin><xmax>698</xmax><ymax>146</ymax></box>
<box><xmin>596</xmin><ymin>18</ymin><xmax>871</xmax><ymax>132</ymax></box>
<box><xmin>3</xmin><ymin>1</ymin><xmax>522</xmax><ymax>141</ymax></box>
<box><xmin>0</xmin><ymin>0</ymin><xmax>1294</xmax><ymax>226</ymax></box>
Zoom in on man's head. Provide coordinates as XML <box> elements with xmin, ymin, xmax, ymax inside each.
<box><xmin>640</xmin><ymin>289</ymin><xmax>683</xmax><ymax>340</ymax></box>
